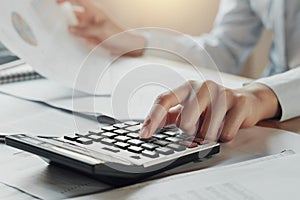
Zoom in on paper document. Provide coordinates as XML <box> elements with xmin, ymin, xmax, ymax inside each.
<box><xmin>71</xmin><ymin>151</ymin><xmax>299</xmax><ymax>200</ymax></box>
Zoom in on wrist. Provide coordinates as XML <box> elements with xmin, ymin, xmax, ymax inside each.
<box><xmin>244</xmin><ymin>83</ymin><xmax>282</xmax><ymax>120</ymax></box>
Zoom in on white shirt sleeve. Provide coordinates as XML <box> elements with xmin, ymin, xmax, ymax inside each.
<box><xmin>254</xmin><ymin>67</ymin><xmax>300</xmax><ymax>121</ymax></box>
<box><xmin>141</xmin><ymin>0</ymin><xmax>264</xmax><ymax>75</ymax></box>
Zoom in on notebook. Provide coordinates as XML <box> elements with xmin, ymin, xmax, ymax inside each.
<box><xmin>0</xmin><ymin>42</ymin><xmax>43</xmax><ymax>84</ymax></box>
<box><xmin>0</xmin><ymin>64</ymin><xmax>43</xmax><ymax>84</ymax></box>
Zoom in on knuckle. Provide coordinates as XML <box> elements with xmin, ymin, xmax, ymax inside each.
<box><xmin>220</xmin><ymin>134</ymin><xmax>234</xmax><ymax>142</ymax></box>
<box><xmin>155</xmin><ymin>93</ymin><xmax>171</xmax><ymax>107</ymax></box>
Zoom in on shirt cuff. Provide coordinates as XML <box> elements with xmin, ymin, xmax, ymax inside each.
<box><xmin>254</xmin><ymin>67</ymin><xmax>300</xmax><ymax>121</ymax></box>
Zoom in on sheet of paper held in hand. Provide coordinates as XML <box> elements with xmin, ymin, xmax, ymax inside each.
<box><xmin>0</xmin><ymin>0</ymin><xmax>230</xmax><ymax>96</ymax></box>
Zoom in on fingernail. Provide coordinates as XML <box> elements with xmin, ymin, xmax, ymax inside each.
<box><xmin>140</xmin><ymin>126</ymin><xmax>149</xmax><ymax>138</ymax></box>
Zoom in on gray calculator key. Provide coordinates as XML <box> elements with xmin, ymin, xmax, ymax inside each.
<box><xmin>124</xmin><ymin>121</ymin><xmax>140</xmax><ymax>126</ymax></box>
<box><xmin>114</xmin><ymin>129</ymin><xmax>129</xmax><ymax>135</ymax></box>
<box><xmin>156</xmin><ymin>147</ymin><xmax>174</xmax><ymax>155</ymax></box>
<box><xmin>101</xmin><ymin>126</ymin><xmax>117</xmax><ymax>132</ymax></box>
<box><xmin>115</xmin><ymin>136</ymin><xmax>130</xmax><ymax>142</ymax></box>
<box><xmin>88</xmin><ymin>129</ymin><xmax>104</xmax><ymax>135</ymax></box>
<box><xmin>167</xmin><ymin>143</ymin><xmax>186</xmax><ymax>151</ymax></box>
<box><xmin>100</xmin><ymin>138</ymin><xmax>116</xmax><ymax>146</ymax></box>
<box><xmin>154</xmin><ymin>140</ymin><xmax>169</xmax><ymax>147</ymax></box>
<box><xmin>115</xmin><ymin>142</ymin><xmax>130</xmax><ymax>149</ymax></box>
<box><xmin>128</xmin><ymin>146</ymin><xmax>144</xmax><ymax>153</ymax></box>
<box><xmin>113</xmin><ymin>123</ymin><xmax>128</xmax><ymax>129</ymax></box>
<box><xmin>125</xmin><ymin>125</ymin><xmax>142</xmax><ymax>132</ymax></box>
<box><xmin>165</xmin><ymin>137</ymin><xmax>181</xmax><ymax>143</ymax></box>
<box><xmin>141</xmin><ymin>143</ymin><xmax>158</xmax><ymax>151</ymax></box>
<box><xmin>153</xmin><ymin>134</ymin><xmax>167</xmax><ymax>140</ymax></box>
<box><xmin>88</xmin><ymin>135</ymin><xmax>102</xmax><ymax>141</ymax></box>
<box><xmin>127</xmin><ymin>132</ymin><xmax>140</xmax><ymax>139</ymax></box>
<box><xmin>102</xmin><ymin>132</ymin><xmax>117</xmax><ymax>138</ymax></box>
<box><xmin>76</xmin><ymin>137</ymin><xmax>93</xmax><ymax>145</ymax></box>
<box><xmin>162</xmin><ymin>131</ymin><xmax>178</xmax><ymax>137</ymax></box>
<box><xmin>142</xmin><ymin>150</ymin><xmax>159</xmax><ymax>158</ymax></box>
<box><xmin>128</xmin><ymin>139</ymin><xmax>144</xmax><ymax>146</ymax></box>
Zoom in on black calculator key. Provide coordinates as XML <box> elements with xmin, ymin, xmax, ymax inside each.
<box><xmin>101</xmin><ymin>126</ymin><xmax>117</xmax><ymax>132</ymax></box>
<box><xmin>167</xmin><ymin>143</ymin><xmax>186</xmax><ymax>151</ymax></box>
<box><xmin>127</xmin><ymin>139</ymin><xmax>144</xmax><ymax>146</ymax></box>
<box><xmin>100</xmin><ymin>138</ymin><xmax>116</xmax><ymax>146</ymax></box>
<box><xmin>127</xmin><ymin>132</ymin><xmax>140</xmax><ymax>139</ymax></box>
<box><xmin>154</xmin><ymin>140</ymin><xmax>169</xmax><ymax>147</ymax></box>
<box><xmin>141</xmin><ymin>143</ymin><xmax>158</xmax><ymax>151</ymax></box>
<box><xmin>76</xmin><ymin>137</ymin><xmax>93</xmax><ymax>145</ymax></box>
<box><xmin>153</xmin><ymin>134</ymin><xmax>167</xmax><ymax>140</ymax></box>
<box><xmin>165</xmin><ymin>137</ymin><xmax>181</xmax><ymax>143</ymax></box>
<box><xmin>156</xmin><ymin>147</ymin><xmax>174</xmax><ymax>155</ymax></box>
<box><xmin>64</xmin><ymin>135</ymin><xmax>79</xmax><ymax>141</ymax></box>
<box><xmin>113</xmin><ymin>123</ymin><xmax>128</xmax><ymax>129</ymax></box>
<box><xmin>102</xmin><ymin>132</ymin><xmax>117</xmax><ymax>138</ymax></box>
<box><xmin>113</xmin><ymin>129</ymin><xmax>129</xmax><ymax>135</ymax></box>
<box><xmin>128</xmin><ymin>146</ymin><xmax>144</xmax><ymax>153</ymax></box>
<box><xmin>87</xmin><ymin>135</ymin><xmax>102</xmax><ymax>141</ymax></box>
<box><xmin>115</xmin><ymin>142</ymin><xmax>130</xmax><ymax>149</ymax></box>
<box><xmin>142</xmin><ymin>150</ymin><xmax>159</xmax><ymax>158</ymax></box>
<box><xmin>124</xmin><ymin>121</ymin><xmax>140</xmax><ymax>126</ymax></box>
<box><xmin>115</xmin><ymin>136</ymin><xmax>130</xmax><ymax>142</ymax></box>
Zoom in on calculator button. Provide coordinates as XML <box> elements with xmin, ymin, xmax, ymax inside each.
<box><xmin>113</xmin><ymin>123</ymin><xmax>128</xmax><ymax>129</ymax></box>
<box><xmin>113</xmin><ymin>129</ymin><xmax>129</xmax><ymax>135</ymax></box>
<box><xmin>88</xmin><ymin>129</ymin><xmax>104</xmax><ymax>135</ymax></box>
<box><xmin>153</xmin><ymin>134</ymin><xmax>168</xmax><ymax>140</ymax></box>
<box><xmin>115</xmin><ymin>142</ymin><xmax>130</xmax><ymax>149</ymax></box>
<box><xmin>141</xmin><ymin>143</ymin><xmax>158</xmax><ymax>151</ymax></box>
<box><xmin>127</xmin><ymin>139</ymin><xmax>144</xmax><ymax>146</ymax></box>
<box><xmin>87</xmin><ymin>135</ymin><xmax>102</xmax><ymax>141</ymax></box>
<box><xmin>64</xmin><ymin>135</ymin><xmax>79</xmax><ymax>141</ymax></box>
<box><xmin>142</xmin><ymin>150</ymin><xmax>159</xmax><ymax>158</ymax></box>
<box><xmin>101</xmin><ymin>132</ymin><xmax>117</xmax><ymax>138</ymax></box>
<box><xmin>124</xmin><ymin>121</ymin><xmax>140</xmax><ymax>126</ymax></box>
<box><xmin>100</xmin><ymin>138</ymin><xmax>116</xmax><ymax>146</ymax></box>
<box><xmin>125</xmin><ymin>125</ymin><xmax>142</xmax><ymax>132</ymax></box>
<box><xmin>167</xmin><ymin>143</ymin><xmax>186</xmax><ymax>151</ymax></box>
<box><xmin>179</xmin><ymin>141</ymin><xmax>198</xmax><ymax>148</ymax></box>
<box><xmin>153</xmin><ymin>140</ymin><xmax>169</xmax><ymax>147</ymax></box>
<box><xmin>127</xmin><ymin>132</ymin><xmax>140</xmax><ymax>139</ymax></box>
<box><xmin>156</xmin><ymin>147</ymin><xmax>174</xmax><ymax>155</ymax></box>
<box><xmin>165</xmin><ymin>137</ymin><xmax>181</xmax><ymax>143</ymax></box>
<box><xmin>115</xmin><ymin>136</ymin><xmax>131</xmax><ymax>142</ymax></box>
<box><xmin>101</xmin><ymin>126</ymin><xmax>117</xmax><ymax>132</ymax></box>
<box><xmin>76</xmin><ymin>137</ymin><xmax>93</xmax><ymax>145</ymax></box>
<box><xmin>75</xmin><ymin>132</ymin><xmax>91</xmax><ymax>137</ymax></box>
<box><xmin>162</xmin><ymin>131</ymin><xmax>178</xmax><ymax>137</ymax></box>
<box><xmin>128</xmin><ymin>146</ymin><xmax>144</xmax><ymax>153</ymax></box>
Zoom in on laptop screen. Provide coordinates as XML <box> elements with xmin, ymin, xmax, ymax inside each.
<box><xmin>0</xmin><ymin>42</ymin><xmax>22</xmax><ymax>69</ymax></box>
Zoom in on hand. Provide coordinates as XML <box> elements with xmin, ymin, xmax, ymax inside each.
<box><xmin>57</xmin><ymin>0</ymin><xmax>146</xmax><ymax>56</ymax></box>
<box><xmin>140</xmin><ymin>80</ymin><xmax>281</xmax><ymax>142</ymax></box>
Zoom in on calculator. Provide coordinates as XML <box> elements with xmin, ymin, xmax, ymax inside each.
<box><xmin>5</xmin><ymin>121</ymin><xmax>220</xmax><ymax>186</ymax></box>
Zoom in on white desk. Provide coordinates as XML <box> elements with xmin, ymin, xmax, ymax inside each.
<box><xmin>0</xmin><ymin>59</ymin><xmax>300</xmax><ymax>199</ymax></box>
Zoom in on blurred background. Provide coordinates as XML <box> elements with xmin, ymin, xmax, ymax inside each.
<box><xmin>97</xmin><ymin>0</ymin><xmax>273</xmax><ymax>79</ymax></box>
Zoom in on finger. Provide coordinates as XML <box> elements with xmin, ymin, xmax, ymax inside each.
<box><xmin>77</xmin><ymin>0</ymin><xmax>106</xmax><ymax>24</ymax></box>
<box><xmin>69</xmin><ymin>26</ymin><xmax>103</xmax><ymax>39</ymax></box>
<box><xmin>198</xmin><ymin>92</ymin><xmax>230</xmax><ymax>141</ymax></box>
<box><xmin>177</xmin><ymin>81</ymin><xmax>212</xmax><ymax>135</ymax></box>
<box><xmin>219</xmin><ymin>107</ymin><xmax>245</xmax><ymax>142</ymax></box>
<box><xmin>158</xmin><ymin>105</ymin><xmax>182</xmax><ymax>128</ymax></box>
<box><xmin>140</xmin><ymin>83</ymin><xmax>193</xmax><ymax>139</ymax></box>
